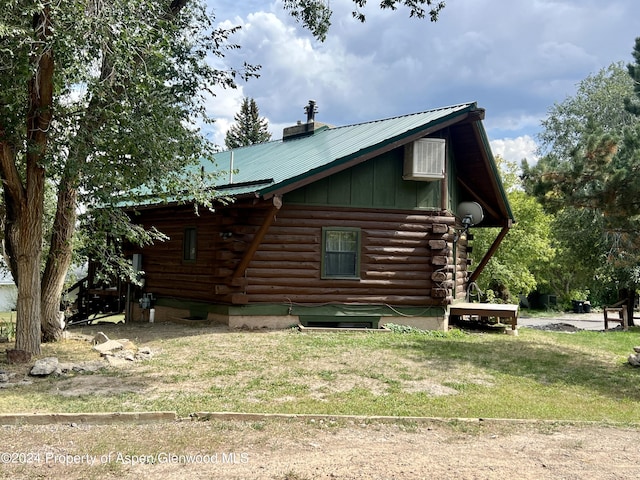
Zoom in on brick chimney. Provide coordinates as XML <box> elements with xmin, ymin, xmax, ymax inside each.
<box><xmin>282</xmin><ymin>100</ymin><xmax>331</xmax><ymax>141</ymax></box>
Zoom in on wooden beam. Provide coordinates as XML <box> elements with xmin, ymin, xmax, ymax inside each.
<box><xmin>468</xmin><ymin>222</ymin><xmax>511</xmax><ymax>283</ymax></box>
<box><xmin>457</xmin><ymin>176</ymin><xmax>500</xmax><ymax>221</ymax></box>
<box><xmin>231</xmin><ymin>196</ymin><xmax>282</xmax><ymax>281</ymax></box>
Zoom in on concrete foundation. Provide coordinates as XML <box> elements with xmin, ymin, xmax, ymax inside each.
<box><xmin>130</xmin><ymin>303</ymin><xmax>448</xmax><ymax>331</ymax></box>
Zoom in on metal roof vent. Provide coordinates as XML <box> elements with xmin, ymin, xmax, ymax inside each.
<box><xmin>403</xmin><ymin>138</ymin><xmax>446</xmax><ymax>181</ymax></box>
<box><xmin>305</xmin><ymin>100</ymin><xmax>317</xmax><ymax>123</ymax></box>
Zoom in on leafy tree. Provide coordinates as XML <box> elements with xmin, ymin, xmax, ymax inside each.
<box><xmin>283</xmin><ymin>0</ymin><xmax>445</xmax><ymax>41</ymax></box>
<box><xmin>0</xmin><ymin>1</ymin><xmax>446</xmax><ymax>355</ymax></box>
<box><xmin>536</xmin><ymin>62</ymin><xmax>638</xmax><ymax>159</ymax></box>
<box><xmin>471</xmin><ymin>157</ymin><xmax>554</xmax><ymax>302</ymax></box>
<box><xmin>224</xmin><ymin>98</ymin><xmax>272</xmax><ymax>149</ymax></box>
<box><xmin>541</xmin><ymin>208</ymin><xmax>613</xmax><ymax>308</ymax></box>
<box><xmin>0</xmin><ymin>1</ymin><xmax>253</xmax><ymax>354</ymax></box>
<box><xmin>522</xmin><ymin>56</ymin><xmax>640</xmax><ymax>317</ymax></box>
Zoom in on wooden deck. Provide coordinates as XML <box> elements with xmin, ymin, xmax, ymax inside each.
<box><xmin>449</xmin><ymin>302</ymin><xmax>519</xmax><ymax>330</ymax></box>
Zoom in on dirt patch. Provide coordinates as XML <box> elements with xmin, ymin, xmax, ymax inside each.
<box><xmin>526</xmin><ymin>322</ymin><xmax>583</xmax><ymax>332</ymax></box>
<box><xmin>52</xmin><ymin>375</ymin><xmax>146</xmax><ymax>397</ymax></box>
<box><xmin>0</xmin><ymin>418</ymin><xmax>639</xmax><ymax>479</ymax></box>
<box><xmin>3</xmin><ymin>321</ymin><xmax>640</xmax><ymax>478</ymax></box>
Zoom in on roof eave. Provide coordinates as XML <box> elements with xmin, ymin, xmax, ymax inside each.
<box><xmin>473</xmin><ymin>121</ymin><xmax>515</xmax><ymax>224</ymax></box>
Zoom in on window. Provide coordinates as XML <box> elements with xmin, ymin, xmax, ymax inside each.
<box><xmin>322</xmin><ymin>227</ymin><xmax>360</xmax><ymax>279</ymax></box>
<box><xmin>183</xmin><ymin>227</ymin><xmax>197</xmax><ymax>261</ymax></box>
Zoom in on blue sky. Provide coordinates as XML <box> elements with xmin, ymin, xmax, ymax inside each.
<box><xmin>203</xmin><ymin>0</ymin><xmax>639</xmax><ymax>165</ymax></box>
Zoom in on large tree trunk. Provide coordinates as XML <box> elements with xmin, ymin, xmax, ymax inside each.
<box><xmin>41</xmin><ymin>180</ymin><xmax>78</xmax><ymax>342</ymax></box>
<box><xmin>1</xmin><ymin>7</ymin><xmax>54</xmax><ymax>355</ymax></box>
<box><xmin>14</xmin><ymin>188</ymin><xmax>45</xmax><ymax>355</ymax></box>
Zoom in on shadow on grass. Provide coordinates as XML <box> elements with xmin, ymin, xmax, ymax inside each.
<box><xmin>397</xmin><ymin>330</ymin><xmax>640</xmax><ymax>402</ymax></box>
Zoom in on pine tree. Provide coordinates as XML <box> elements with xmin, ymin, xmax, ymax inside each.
<box><xmin>625</xmin><ymin>37</ymin><xmax>640</xmax><ymax>115</ymax></box>
<box><xmin>224</xmin><ymin>98</ymin><xmax>272</xmax><ymax>149</ymax></box>
<box><xmin>522</xmin><ymin>54</ymin><xmax>640</xmax><ymax>319</ymax></box>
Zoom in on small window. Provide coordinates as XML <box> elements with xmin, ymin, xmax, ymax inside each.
<box><xmin>322</xmin><ymin>227</ymin><xmax>360</xmax><ymax>279</ymax></box>
<box><xmin>183</xmin><ymin>227</ymin><xmax>197</xmax><ymax>261</ymax></box>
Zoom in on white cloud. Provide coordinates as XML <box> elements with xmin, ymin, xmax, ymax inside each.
<box><xmin>202</xmin><ymin>86</ymin><xmax>246</xmax><ymax>148</ymax></box>
<box><xmin>204</xmin><ymin>0</ymin><xmax>640</xmax><ymax>145</ymax></box>
<box><xmin>485</xmin><ymin>111</ymin><xmax>543</xmax><ymax>134</ymax></box>
<box><xmin>490</xmin><ymin>136</ymin><xmax>539</xmax><ymax>165</ymax></box>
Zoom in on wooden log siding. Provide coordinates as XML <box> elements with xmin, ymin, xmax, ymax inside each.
<box><xmin>125</xmin><ymin>205</ymin><xmax>223</xmax><ymax>302</ymax></box>
<box><xmin>244</xmin><ymin>205</ymin><xmax>463</xmax><ymax>306</ymax></box>
<box><xmin>456</xmin><ymin>237</ymin><xmax>471</xmax><ymax>295</ymax></box>
<box><xmin>125</xmin><ymin>203</ymin><xmax>470</xmax><ymax>306</ymax></box>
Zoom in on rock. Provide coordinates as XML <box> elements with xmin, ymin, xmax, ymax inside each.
<box><xmin>93</xmin><ymin>340</ymin><xmax>124</xmax><ymax>354</ymax></box>
<box><xmin>7</xmin><ymin>349</ymin><xmax>31</xmax><ymax>364</ymax></box>
<box><xmin>136</xmin><ymin>347</ymin><xmax>153</xmax><ymax>360</ymax></box>
<box><xmin>117</xmin><ymin>339</ymin><xmax>137</xmax><ymax>351</ymax></box>
<box><xmin>92</xmin><ymin>332</ymin><xmax>110</xmax><ymax>345</ymax></box>
<box><xmin>628</xmin><ymin>354</ymin><xmax>640</xmax><ymax>367</ymax></box>
<box><xmin>122</xmin><ymin>351</ymin><xmax>136</xmax><ymax>362</ymax></box>
<box><xmin>51</xmin><ymin>361</ymin><xmax>108</xmax><ymax>375</ymax></box>
<box><xmin>57</xmin><ymin>362</ymin><xmax>74</xmax><ymax>374</ymax></box>
<box><xmin>30</xmin><ymin>357</ymin><xmax>59</xmax><ymax>376</ymax></box>
<box><xmin>105</xmin><ymin>355</ymin><xmax>129</xmax><ymax>367</ymax></box>
<box><xmin>633</xmin><ymin>346</ymin><xmax>640</xmax><ymax>354</ymax></box>
<box><xmin>72</xmin><ymin>361</ymin><xmax>106</xmax><ymax>373</ymax></box>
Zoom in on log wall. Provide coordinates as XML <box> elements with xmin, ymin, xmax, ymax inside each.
<box><xmin>126</xmin><ymin>202</ymin><xmax>471</xmax><ymax>307</ymax></box>
<box><xmin>244</xmin><ymin>204</ymin><xmax>466</xmax><ymax>306</ymax></box>
<box><xmin>126</xmin><ymin>205</ymin><xmax>222</xmax><ymax>302</ymax></box>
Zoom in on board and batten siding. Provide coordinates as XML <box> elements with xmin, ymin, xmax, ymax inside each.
<box><xmin>285</xmin><ymin>148</ymin><xmax>443</xmax><ymax>210</ymax></box>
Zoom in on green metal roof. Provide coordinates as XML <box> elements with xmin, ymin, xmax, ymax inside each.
<box><xmin>121</xmin><ymin>101</ymin><xmax>513</xmax><ymax>225</ymax></box>
<box><xmin>209</xmin><ymin>102</ymin><xmax>479</xmax><ymax>197</ymax></box>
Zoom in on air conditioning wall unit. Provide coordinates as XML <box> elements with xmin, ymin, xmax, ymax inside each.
<box><xmin>403</xmin><ymin>138</ymin><xmax>446</xmax><ymax>181</ymax></box>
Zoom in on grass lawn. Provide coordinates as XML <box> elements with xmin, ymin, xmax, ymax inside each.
<box><xmin>1</xmin><ymin>320</ymin><xmax>639</xmax><ymax>423</ymax></box>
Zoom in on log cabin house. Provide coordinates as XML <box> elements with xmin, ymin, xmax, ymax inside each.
<box><xmin>118</xmin><ymin>101</ymin><xmax>514</xmax><ymax>330</ymax></box>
